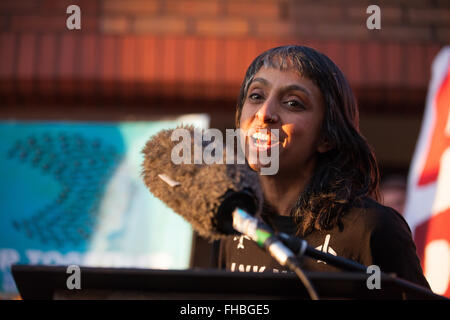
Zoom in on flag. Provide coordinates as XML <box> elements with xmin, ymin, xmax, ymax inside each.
<box><xmin>404</xmin><ymin>46</ymin><xmax>450</xmax><ymax>297</ymax></box>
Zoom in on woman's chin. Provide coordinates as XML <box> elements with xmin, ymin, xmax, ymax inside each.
<box><xmin>247</xmin><ymin>162</ymin><xmax>261</xmax><ymax>172</ymax></box>
<box><xmin>247</xmin><ymin>160</ymin><xmax>278</xmax><ymax>174</ymax></box>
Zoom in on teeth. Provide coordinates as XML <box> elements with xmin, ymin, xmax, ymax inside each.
<box><xmin>252</xmin><ymin>132</ymin><xmax>269</xmax><ymax>141</ymax></box>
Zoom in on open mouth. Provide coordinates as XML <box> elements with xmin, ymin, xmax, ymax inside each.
<box><xmin>248</xmin><ymin>129</ymin><xmax>280</xmax><ymax>151</ymax></box>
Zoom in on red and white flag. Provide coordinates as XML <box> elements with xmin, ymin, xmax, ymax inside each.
<box><xmin>404</xmin><ymin>47</ymin><xmax>450</xmax><ymax>297</ymax></box>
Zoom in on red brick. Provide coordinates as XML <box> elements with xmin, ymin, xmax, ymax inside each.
<box><xmin>424</xmin><ymin>45</ymin><xmax>440</xmax><ymax>79</ymax></box>
<box><xmin>0</xmin><ymin>0</ymin><xmax>39</xmax><ymax>13</ymax></box>
<box><xmin>425</xmin><ymin>45</ymin><xmax>442</xmax><ymax>68</ymax></box>
<box><xmin>180</xmin><ymin>36</ymin><xmax>197</xmax><ymax>83</ymax></box>
<box><xmin>436</xmin><ymin>28</ymin><xmax>450</xmax><ymax>43</ymax></box>
<box><xmin>203</xmin><ymin>38</ymin><xmax>228</xmax><ymax>99</ymax></box>
<box><xmin>366</xmin><ymin>0</ymin><xmax>433</xmax><ymax>6</ymax></box>
<box><xmin>195</xmin><ymin>18</ymin><xmax>249</xmax><ymax>37</ymax></box>
<box><xmin>118</xmin><ymin>36</ymin><xmax>137</xmax><ymax>98</ymax></box>
<box><xmin>226</xmin><ymin>1</ymin><xmax>280</xmax><ymax>19</ymax></box>
<box><xmin>98</xmin><ymin>35</ymin><xmax>117</xmax><ymax>95</ymax></box>
<box><xmin>0</xmin><ymin>33</ymin><xmax>16</xmax><ymax>78</ymax></box>
<box><xmin>150</xmin><ymin>36</ymin><xmax>165</xmax><ymax>82</ymax></box>
<box><xmin>37</xmin><ymin>34</ymin><xmax>57</xmax><ymax>78</ymax></box>
<box><xmin>203</xmin><ymin>38</ymin><xmax>219</xmax><ymax>83</ymax></box>
<box><xmin>100</xmin><ymin>17</ymin><xmax>130</xmax><ymax>34</ymax></box>
<box><xmin>407</xmin><ymin>8</ymin><xmax>450</xmax><ymax>25</ymax></box>
<box><xmin>219</xmin><ymin>39</ymin><xmax>242</xmax><ymax>81</ymax></box>
<box><xmin>384</xmin><ymin>43</ymin><xmax>403</xmax><ymax>86</ymax></box>
<box><xmin>436</xmin><ymin>0</ymin><xmax>450</xmax><ymax>8</ymax></box>
<box><xmin>322</xmin><ymin>42</ymin><xmax>344</xmax><ymax>69</ymax></box>
<box><xmin>228</xmin><ymin>38</ymin><xmax>259</xmax><ymax>81</ymax></box>
<box><xmin>255</xmin><ymin>21</ymin><xmax>295</xmax><ymax>38</ymax></box>
<box><xmin>75</xmin><ymin>16</ymin><xmax>98</xmax><ymax>32</ymax></box>
<box><xmin>10</xmin><ymin>15</ymin><xmax>97</xmax><ymax>32</ymax></box>
<box><xmin>295</xmin><ymin>23</ymin><xmax>368</xmax><ymax>40</ymax></box>
<box><xmin>365</xmin><ymin>42</ymin><xmax>384</xmax><ymax>87</ymax></box>
<box><xmin>242</xmin><ymin>39</ymin><xmax>262</xmax><ymax>77</ymax></box>
<box><xmin>404</xmin><ymin>44</ymin><xmax>427</xmax><ymax>87</ymax></box>
<box><xmin>41</xmin><ymin>0</ymin><xmax>98</xmax><ymax>15</ymax></box>
<box><xmin>224</xmin><ymin>38</ymin><xmax>262</xmax><ymax>85</ymax></box>
<box><xmin>16</xmin><ymin>33</ymin><xmax>37</xmax><ymax>97</ymax></box>
<box><xmin>0</xmin><ymin>32</ymin><xmax>16</xmax><ymax>102</ymax></box>
<box><xmin>17</xmin><ymin>34</ymin><xmax>36</xmax><ymax>79</ymax></box>
<box><xmin>291</xmin><ymin>5</ymin><xmax>344</xmax><ymax>21</ymax></box>
<box><xmin>343</xmin><ymin>42</ymin><xmax>363</xmax><ymax>85</ymax></box>
<box><xmin>161</xmin><ymin>36</ymin><xmax>178</xmax><ymax>83</ymax></box>
<box><xmin>256</xmin><ymin>39</ymin><xmax>279</xmax><ymax>55</ymax></box>
<box><xmin>245</xmin><ymin>39</ymin><xmax>259</xmax><ymax>60</ymax></box>
<box><xmin>98</xmin><ymin>36</ymin><xmax>115</xmax><ymax>79</ymax></box>
<box><xmin>147</xmin><ymin>36</ymin><xmax>179</xmax><ymax>96</ymax></box>
<box><xmin>377</xmin><ymin>26</ymin><xmax>433</xmax><ymax>42</ymax></box>
<box><xmin>59</xmin><ymin>34</ymin><xmax>77</xmax><ymax>76</ymax></box>
<box><xmin>221</xmin><ymin>38</ymin><xmax>259</xmax><ymax>99</ymax></box>
<box><xmin>79</xmin><ymin>34</ymin><xmax>97</xmax><ymax>78</ymax></box>
<box><xmin>120</xmin><ymin>36</ymin><xmax>137</xmax><ymax>81</ymax></box>
<box><xmin>135</xmin><ymin>36</ymin><xmax>156</xmax><ymax>82</ymax></box>
<box><xmin>58</xmin><ymin>34</ymin><xmax>78</xmax><ymax>95</ymax></box>
<box><xmin>37</xmin><ymin>34</ymin><xmax>57</xmax><ymax>96</ymax></box>
<box><xmin>133</xmin><ymin>17</ymin><xmax>187</xmax><ymax>35</ymax></box>
<box><xmin>0</xmin><ymin>16</ymin><xmax>9</xmax><ymax>30</ymax></box>
<box><xmin>190</xmin><ymin>38</ymin><xmax>208</xmax><ymax>99</ymax></box>
<box><xmin>302</xmin><ymin>40</ymin><xmax>324</xmax><ymax>54</ymax></box>
<box><xmin>165</xmin><ymin>0</ymin><xmax>221</xmax><ymax>16</ymax></box>
<box><xmin>11</xmin><ymin>15</ymin><xmax>65</xmax><ymax>32</ymax></box>
<box><xmin>224</xmin><ymin>38</ymin><xmax>246</xmax><ymax>84</ymax></box>
<box><xmin>102</xmin><ymin>0</ymin><xmax>159</xmax><ymax>14</ymax></box>
<box><xmin>177</xmin><ymin>36</ymin><xmax>204</xmax><ymax>99</ymax></box>
<box><xmin>252</xmin><ymin>39</ymin><xmax>284</xmax><ymax>65</ymax></box>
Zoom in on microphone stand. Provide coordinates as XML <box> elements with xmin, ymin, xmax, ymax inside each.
<box><xmin>277</xmin><ymin>232</ymin><xmax>366</xmax><ymax>272</ymax></box>
<box><xmin>277</xmin><ymin>232</ymin><xmax>442</xmax><ymax>299</ymax></box>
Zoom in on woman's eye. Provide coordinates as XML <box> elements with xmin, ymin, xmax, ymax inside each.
<box><xmin>285</xmin><ymin>100</ymin><xmax>304</xmax><ymax>109</ymax></box>
<box><xmin>248</xmin><ymin>93</ymin><xmax>263</xmax><ymax>101</ymax></box>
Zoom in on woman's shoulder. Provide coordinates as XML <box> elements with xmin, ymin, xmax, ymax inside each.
<box><xmin>345</xmin><ymin>196</ymin><xmax>412</xmax><ymax>235</ymax></box>
<box><xmin>343</xmin><ymin>197</ymin><xmax>430</xmax><ymax>288</ymax></box>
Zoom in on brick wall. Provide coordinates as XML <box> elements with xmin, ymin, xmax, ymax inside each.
<box><xmin>0</xmin><ymin>0</ymin><xmax>448</xmax><ymax>116</ymax></box>
<box><xmin>2</xmin><ymin>0</ymin><xmax>447</xmax><ymax>41</ymax></box>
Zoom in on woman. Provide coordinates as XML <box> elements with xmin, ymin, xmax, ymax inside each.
<box><xmin>216</xmin><ymin>45</ymin><xmax>430</xmax><ymax>289</ymax></box>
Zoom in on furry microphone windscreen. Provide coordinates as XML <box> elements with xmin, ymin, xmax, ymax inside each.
<box><xmin>141</xmin><ymin>126</ymin><xmax>263</xmax><ymax>241</ymax></box>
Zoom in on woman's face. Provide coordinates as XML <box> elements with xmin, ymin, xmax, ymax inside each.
<box><xmin>239</xmin><ymin>67</ymin><xmax>329</xmax><ymax>177</ymax></box>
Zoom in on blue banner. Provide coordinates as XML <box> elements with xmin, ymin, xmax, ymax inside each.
<box><xmin>0</xmin><ymin>115</ymin><xmax>209</xmax><ymax>297</ymax></box>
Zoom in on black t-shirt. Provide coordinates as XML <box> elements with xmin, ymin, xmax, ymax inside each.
<box><xmin>216</xmin><ymin>197</ymin><xmax>430</xmax><ymax>289</ymax></box>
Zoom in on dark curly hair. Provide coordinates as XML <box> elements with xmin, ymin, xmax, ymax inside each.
<box><xmin>235</xmin><ymin>45</ymin><xmax>380</xmax><ymax>237</ymax></box>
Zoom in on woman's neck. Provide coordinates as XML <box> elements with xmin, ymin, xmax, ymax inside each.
<box><xmin>259</xmin><ymin>169</ymin><xmax>312</xmax><ymax>216</ymax></box>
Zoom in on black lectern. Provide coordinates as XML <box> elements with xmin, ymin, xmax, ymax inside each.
<box><xmin>11</xmin><ymin>265</ymin><xmax>443</xmax><ymax>300</ymax></box>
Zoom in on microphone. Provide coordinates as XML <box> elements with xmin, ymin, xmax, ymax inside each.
<box><xmin>141</xmin><ymin>125</ymin><xmax>262</xmax><ymax>240</ymax></box>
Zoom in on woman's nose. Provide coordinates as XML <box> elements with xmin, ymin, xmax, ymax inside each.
<box><xmin>255</xmin><ymin>98</ymin><xmax>279</xmax><ymax>123</ymax></box>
